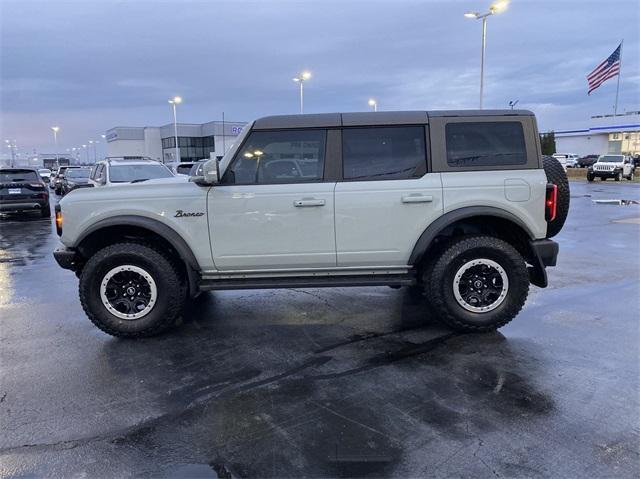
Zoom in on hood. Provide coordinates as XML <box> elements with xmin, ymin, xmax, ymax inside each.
<box><xmin>59</xmin><ymin>174</ymin><xmax>202</xmax><ymax>207</ymax></box>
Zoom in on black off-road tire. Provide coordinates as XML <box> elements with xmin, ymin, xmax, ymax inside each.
<box><xmin>587</xmin><ymin>173</ymin><xmax>594</xmax><ymax>182</ymax></box>
<box><xmin>628</xmin><ymin>170</ymin><xmax>635</xmax><ymax>181</ymax></box>
<box><xmin>79</xmin><ymin>242</ymin><xmax>186</xmax><ymax>338</ymax></box>
<box><xmin>615</xmin><ymin>171</ymin><xmax>622</xmax><ymax>181</ymax></box>
<box><xmin>542</xmin><ymin>156</ymin><xmax>570</xmax><ymax>238</ymax></box>
<box><xmin>425</xmin><ymin>235</ymin><xmax>529</xmax><ymax>333</ymax></box>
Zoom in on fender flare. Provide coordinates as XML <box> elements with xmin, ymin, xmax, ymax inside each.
<box><xmin>408</xmin><ymin>206</ymin><xmax>535</xmax><ymax>266</ymax></box>
<box><xmin>74</xmin><ymin>215</ymin><xmax>200</xmax><ymax>272</ymax></box>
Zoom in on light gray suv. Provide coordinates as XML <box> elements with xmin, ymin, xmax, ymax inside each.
<box><xmin>54</xmin><ymin>110</ymin><xmax>569</xmax><ymax>338</ymax></box>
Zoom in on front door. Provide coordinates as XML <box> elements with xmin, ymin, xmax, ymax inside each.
<box><xmin>208</xmin><ymin>128</ymin><xmax>336</xmax><ymax>270</ymax></box>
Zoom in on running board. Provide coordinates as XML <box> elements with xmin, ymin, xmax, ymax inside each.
<box><xmin>198</xmin><ymin>273</ymin><xmax>417</xmax><ymax>291</ymax></box>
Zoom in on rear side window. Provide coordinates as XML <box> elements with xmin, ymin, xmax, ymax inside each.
<box><xmin>446</xmin><ymin>122</ymin><xmax>526</xmax><ymax>167</ymax></box>
<box><xmin>342</xmin><ymin>126</ymin><xmax>426</xmax><ymax>181</ymax></box>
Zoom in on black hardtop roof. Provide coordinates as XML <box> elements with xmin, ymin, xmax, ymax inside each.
<box><xmin>253</xmin><ymin>110</ymin><xmax>535</xmax><ymax>130</ymax></box>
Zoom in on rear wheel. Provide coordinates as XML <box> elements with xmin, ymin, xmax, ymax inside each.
<box><xmin>79</xmin><ymin>242</ymin><xmax>186</xmax><ymax>338</ymax></box>
<box><xmin>425</xmin><ymin>235</ymin><xmax>529</xmax><ymax>332</ymax></box>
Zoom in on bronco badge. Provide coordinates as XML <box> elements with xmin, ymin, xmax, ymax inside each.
<box><xmin>174</xmin><ymin>210</ymin><xmax>204</xmax><ymax>217</ymax></box>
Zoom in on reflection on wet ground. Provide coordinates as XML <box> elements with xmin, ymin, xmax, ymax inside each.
<box><xmin>0</xmin><ymin>183</ymin><xmax>639</xmax><ymax>478</ymax></box>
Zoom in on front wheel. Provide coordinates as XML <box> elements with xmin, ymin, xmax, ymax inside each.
<box><xmin>79</xmin><ymin>242</ymin><xmax>186</xmax><ymax>338</ymax></box>
<box><xmin>615</xmin><ymin>172</ymin><xmax>622</xmax><ymax>181</ymax></box>
<box><xmin>587</xmin><ymin>174</ymin><xmax>594</xmax><ymax>182</ymax></box>
<box><xmin>424</xmin><ymin>235</ymin><xmax>529</xmax><ymax>332</ymax></box>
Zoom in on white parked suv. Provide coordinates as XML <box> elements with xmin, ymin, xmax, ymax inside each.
<box><xmin>587</xmin><ymin>154</ymin><xmax>635</xmax><ymax>182</ymax></box>
<box><xmin>54</xmin><ymin>110</ymin><xmax>568</xmax><ymax>338</ymax></box>
<box><xmin>89</xmin><ymin>157</ymin><xmax>174</xmax><ymax>187</ymax></box>
<box><xmin>553</xmin><ymin>153</ymin><xmax>580</xmax><ymax>168</ymax></box>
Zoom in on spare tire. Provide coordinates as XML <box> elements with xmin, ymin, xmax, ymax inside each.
<box><xmin>543</xmin><ymin>156</ymin><xmax>570</xmax><ymax>238</ymax></box>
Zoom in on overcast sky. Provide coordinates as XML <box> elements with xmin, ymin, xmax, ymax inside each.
<box><xmin>1</xmin><ymin>0</ymin><xmax>638</xmax><ymax>156</ymax></box>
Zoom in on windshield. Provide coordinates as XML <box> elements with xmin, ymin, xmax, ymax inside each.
<box><xmin>109</xmin><ymin>164</ymin><xmax>173</xmax><ymax>183</ymax></box>
<box><xmin>66</xmin><ymin>168</ymin><xmax>91</xmax><ymax>178</ymax></box>
<box><xmin>0</xmin><ymin>170</ymin><xmax>39</xmax><ymax>182</ymax></box>
<box><xmin>598</xmin><ymin>155</ymin><xmax>623</xmax><ymax>163</ymax></box>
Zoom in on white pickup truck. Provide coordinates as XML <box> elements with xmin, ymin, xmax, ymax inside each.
<box><xmin>53</xmin><ymin>110</ymin><xmax>568</xmax><ymax>338</ymax></box>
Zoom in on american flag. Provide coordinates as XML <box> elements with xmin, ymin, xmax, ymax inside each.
<box><xmin>587</xmin><ymin>44</ymin><xmax>621</xmax><ymax>95</ymax></box>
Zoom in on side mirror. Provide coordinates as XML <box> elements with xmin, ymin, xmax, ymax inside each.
<box><xmin>203</xmin><ymin>158</ymin><xmax>220</xmax><ymax>185</ymax></box>
<box><xmin>191</xmin><ymin>158</ymin><xmax>220</xmax><ymax>185</ymax></box>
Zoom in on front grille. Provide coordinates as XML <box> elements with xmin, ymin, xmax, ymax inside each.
<box><xmin>594</xmin><ymin>165</ymin><xmax>614</xmax><ymax>172</ymax></box>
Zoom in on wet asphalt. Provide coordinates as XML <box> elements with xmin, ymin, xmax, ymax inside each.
<box><xmin>0</xmin><ymin>181</ymin><xmax>639</xmax><ymax>478</ymax></box>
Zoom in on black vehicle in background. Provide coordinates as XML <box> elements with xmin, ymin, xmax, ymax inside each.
<box><xmin>52</xmin><ymin>165</ymin><xmax>80</xmax><ymax>195</ymax></box>
<box><xmin>61</xmin><ymin>167</ymin><xmax>93</xmax><ymax>196</ymax></box>
<box><xmin>0</xmin><ymin>168</ymin><xmax>51</xmax><ymax>218</ymax></box>
<box><xmin>577</xmin><ymin>155</ymin><xmax>599</xmax><ymax>168</ymax></box>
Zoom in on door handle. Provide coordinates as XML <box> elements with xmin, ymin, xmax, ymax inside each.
<box><xmin>401</xmin><ymin>194</ymin><xmax>433</xmax><ymax>204</ymax></box>
<box><xmin>294</xmin><ymin>198</ymin><xmax>326</xmax><ymax>207</ymax></box>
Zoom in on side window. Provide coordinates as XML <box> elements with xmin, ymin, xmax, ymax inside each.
<box><xmin>94</xmin><ymin>164</ymin><xmax>105</xmax><ymax>182</ymax></box>
<box><xmin>225</xmin><ymin>130</ymin><xmax>326</xmax><ymax>184</ymax></box>
<box><xmin>446</xmin><ymin>122</ymin><xmax>527</xmax><ymax>167</ymax></box>
<box><xmin>342</xmin><ymin>126</ymin><xmax>426</xmax><ymax>181</ymax></box>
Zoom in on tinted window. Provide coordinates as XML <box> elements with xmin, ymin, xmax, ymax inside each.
<box><xmin>109</xmin><ymin>164</ymin><xmax>173</xmax><ymax>183</ymax></box>
<box><xmin>176</xmin><ymin>164</ymin><xmax>193</xmax><ymax>175</ymax></box>
<box><xmin>227</xmin><ymin>130</ymin><xmax>326</xmax><ymax>184</ymax></box>
<box><xmin>0</xmin><ymin>170</ymin><xmax>39</xmax><ymax>182</ymax></box>
<box><xmin>342</xmin><ymin>126</ymin><xmax>426</xmax><ymax>180</ymax></box>
<box><xmin>446</xmin><ymin>122</ymin><xmax>527</xmax><ymax>167</ymax></box>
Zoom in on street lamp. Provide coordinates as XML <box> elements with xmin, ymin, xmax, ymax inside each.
<box><xmin>82</xmin><ymin>144</ymin><xmax>88</xmax><ymax>163</ymax></box>
<box><xmin>5</xmin><ymin>139</ymin><xmax>17</xmax><ymax>167</ymax></box>
<box><xmin>168</xmin><ymin>96</ymin><xmax>182</xmax><ymax>163</ymax></box>
<box><xmin>51</xmin><ymin>126</ymin><xmax>60</xmax><ymax>163</ymax></box>
<box><xmin>464</xmin><ymin>0</ymin><xmax>509</xmax><ymax>109</ymax></box>
<box><xmin>292</xmin><ymin>71</ymin><xmax>311</xmax><ymax>114</ymax></box>
<box><xmin>368</xmin><ymin>98</ymin><xmax>378</xmax><ymax>112</ymax></box>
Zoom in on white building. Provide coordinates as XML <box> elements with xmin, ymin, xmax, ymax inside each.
<box><xmin>105</xmin><ymin>120</ymin><xmax>247</xmax><ymax>163</ymax></box>
<box><xmin>554</xmin><ymin>111</ymin><xmax>640</xmax><ymax>156</ymax></box>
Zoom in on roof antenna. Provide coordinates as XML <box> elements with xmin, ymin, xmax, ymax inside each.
<box><xmin>509</xmin><ymin>100</ymin><xmax>519</xmax><ymax>110</ymax></box>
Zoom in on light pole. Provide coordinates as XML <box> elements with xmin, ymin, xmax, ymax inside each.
<box><xmin>168</xmin><ymin>96</ymin><xmax>182</xmax><ymax>163</ymax></box>
<box><xmin>89</xmin><ymin>140</ymin><xmax>99</xmax><ymax>162</ymax></box>
<box><xmin>292</xmin><ymin>71</ymin><xmax>311</xmax><ymax>114</ymax></box>
<box><xmin>464</xmin><ymin>0</ymin><xmax>509</xmax><ymax>109</ymax></box>
<box><xmin>51</xmin><ymin>126</ymin><xmax>60</xmax><ymax>164</ymax></box>
<box><xmin>82</xmin><ymin>144</ymin><xmax>88</xmax><ymax>163</ymax></box>
<box><xmin>5</xmin><ymin>139</ymin><xmax>16</xmax><ymax>167</ymax></box>
<box><xmin>368</xmin><ymin>98</ymin><xmax>378</xmax><ymax>112</ymax></box>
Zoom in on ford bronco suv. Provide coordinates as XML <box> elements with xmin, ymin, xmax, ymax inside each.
<box><xmin>53</xmin><ymin>110</ymin><xmax>568</xmax><ymax>338</ymax></box>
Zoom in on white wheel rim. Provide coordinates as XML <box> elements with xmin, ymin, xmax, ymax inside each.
<box><xmin>453</xmin><ymin>258</ymin><xmax>509</xmax><ymax>313</ymax></box>
<box><xmin>100</xmin><ymin>265</ymin><xmax>158</xmax><ymax>320</ymax></box>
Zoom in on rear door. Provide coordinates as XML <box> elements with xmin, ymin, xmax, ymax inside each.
<box><xmin>208</xmin><ymin>128</ymin><xmax>337</xmax><ymax>270</ymax></box>
<box><xmin>334</xmin><ymin>124</ymin><xmax>443</xmax><ymax>267</ymax></box>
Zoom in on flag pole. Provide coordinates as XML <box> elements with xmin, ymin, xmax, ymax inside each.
<box><xmin>614</xmin><ymin>40</ymin><xmax>623</xmax><ymax>117</ymax></box>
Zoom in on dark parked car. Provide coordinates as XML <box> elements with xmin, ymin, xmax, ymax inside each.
<box><xmin>0</xmin><ymin>168</ymin><xmax>51</xmax><ymax>218</ymax></box>
<box><xmin>577</xmin><ymin>155</ymin><xmax>599</xmax><ymax>168</ymax></box>
<box><xmin>61</xmin><ymin>167</ymin><xmax>92</xmax><ymax>196</ymax></box>
<box><xmin>52</xmin><ymin>165</ymin><xmax>80</xmax><ymax>195</ymax></box>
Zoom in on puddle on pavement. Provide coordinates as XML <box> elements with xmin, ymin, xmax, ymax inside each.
<box><xmin>592</xmin><ymin>199</ymin><xmax>639</xmax><ymax>205</ymax></box>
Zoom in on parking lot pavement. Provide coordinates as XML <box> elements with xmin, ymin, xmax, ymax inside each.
<box><xmin>0</xmin><ymin>182</ymin><xmax>639</xmax><ymax>478</ymax></box>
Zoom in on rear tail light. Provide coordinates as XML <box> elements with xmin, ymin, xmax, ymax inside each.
<box><xmin>545</xmin><ymin>184</ymin><xmax>557</xmax><ymax>222</ymax></box>
<box><xmin>29</xmin><ymin>183</ymin><xmax>44</xmax><ymax>188</ymax></box>
<box><xmin>55</xmin><ymin>205</ymin><xmax>63</xmax><ymax>236</ymax></box>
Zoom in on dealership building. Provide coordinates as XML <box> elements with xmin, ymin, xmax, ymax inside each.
<box><xmin>554</xmin><ymin>111</ymin><xmax>640</xmax><ymax>156</ymax></box>
<box><xmin>105</xmin><ymin>120</ymin><xmax>247</xmax><ymax>163</ymax></box>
